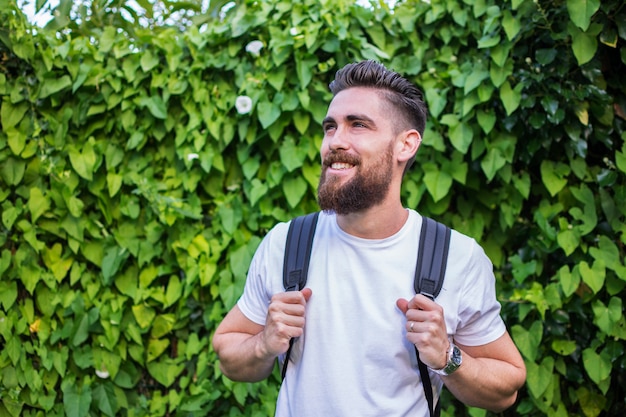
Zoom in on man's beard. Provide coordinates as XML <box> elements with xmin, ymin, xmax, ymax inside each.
<box><xmin>317</xmin><ymin>145</ymin><xmax>394</xmax><ymax>215</ymax></box>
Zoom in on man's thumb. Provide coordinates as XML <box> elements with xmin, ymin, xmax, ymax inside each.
<box><xmin>396</xmin><ymin>298</ymin><xmax>409</xmax><ymax>314</ymax></box>
<box><xmin>301</xmin><ymin>288</ymin><xmax>313</xmax><ymax>301</ymax></box>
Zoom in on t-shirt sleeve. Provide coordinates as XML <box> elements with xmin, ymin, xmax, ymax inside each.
<box><xmin>453</xmin><ymin>238</ymin><xmax>507</xmax><ymax>346</ymax></box>
<box><xmin>237</xmin><ymin>222</ymin><xmax>289</xmax><ymax>325</ymax></box>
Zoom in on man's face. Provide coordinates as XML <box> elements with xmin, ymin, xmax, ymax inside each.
<box><xmin>317</xmin><ymin>87</ymin><xmax>399</xmax><ymax>215</ymax></box>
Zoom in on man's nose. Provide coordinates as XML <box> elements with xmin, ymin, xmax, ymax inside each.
<box><xmin>326</xmin><ymin>127</ymin><xmax>349</xmax><ymax>151</ymax></box>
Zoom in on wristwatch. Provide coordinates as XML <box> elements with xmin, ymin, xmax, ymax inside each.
<box><xmin>431</xmin><ymin>341</ymin><xmax>462</xmax><ymax>376</ymax></box>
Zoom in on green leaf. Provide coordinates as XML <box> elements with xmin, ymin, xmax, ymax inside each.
<box><xmin>464</xmin><ymin>69</ymin><xmax>489</xmax><ymax>95</ymax></box>
<box><xmin>557</xmin><ymin>229</ymin><xmax>579</xmax><ymax>256</ymax></box>
<box><xmin>141</xmin><ymin>96</ymin><xmax>167</xmax><ymax>119</ymax></box>
<box><xmin>132</xmin><ymin>304</ymin><xmax>156</xmax><ymax>329</ymax></box>
<box><xmin>28</xmin><ymin>187</ymin><xmax>50</xmax><ymax>223</ymax></box>
<box><xmin>1</xmin><ymin>100</ymin><xmax>29</xmax><ymax>128</ymax></box>
<box><xmin>540</xmin><ymin>160</ymin><xmax>570</xmax><ymax>196</ymax></box>
<box><xmin>68</xmin><ymin>141</ymin><xmax>97</xmax><ymax>181</ymax></box>
<box><xmin>147</xmin><ymin>338</ymin><xmax>170</xmax><ymax>362</ymax></box>
<box><xmin>448</xmin><ymin>122</ymin><xmax>473</xmax><ymax>153</ymax></box>
<box><xmin>423</xmin><ymin>165</ymin><xmax>453</xmax><ymax>203</ymax></box>
<box><xmin>101</xmin><ymin>247</ymin><xmax>129</xmax><ymax>285</ymax></box>
<box><xmin>279</xmin><ymin>137</ymin><xmax>306</xmax><ymax>172</ymax></box>
<box><xmin>557</xmin><ymin>265</ymin><xmax>580</xmax><ymax>297</ymax></box>
<box><xmin>0</xmin><ymin>279</ymin><xmax>17</xmax><ymax>311</ymax></box>
<box><xmin>476</xmin><ymin>109</ymin><xmax>496</xmax><ymax>134</ymax></box>
<box><xmin>92</xmin><ymin>383</ymin><xmax>116</xmax><ymax>417</ymax></box>
<box><xmin>0</xmin><ymin>157</ymin><xmax>26</xmax><ymax>185</ymax></box>
<box><xmin>39</xmin><ymin>75</ymin><xmax>72</xmax><ymax>98</ymax></box>
<box><xmin>147</xmin><ymin>359</ymin><xmax>184</xmax><ymax>387</ymax></box>
<box><xmin>525</xmin><ymin>356</ymin><xmax>554</xmax><ymax>399</ymax></box>
<box><xmin>63</xmin><ymin>382</ymin><xmax>92</xmax><ymax>417</ymax></box>
<box><xmin>481</xmin><ymin>148</ymin><xmax>506</xmax><ymax>182</ymax></box>
<box><xmin>568</xmin><ymin>23</ymin><xmax>598</xmax><ymax>65</ymax></box>
<box><xmin>283</xmin><ymin>176</ymin><xmax>307</xmax><ymax>208</ymax></box>
<box><xmin>579</xmin><ymin>260</ymin><xmax>605</xmax><ymax>294</ymax></box>
<box><xmin>257</xmin><ymin>101</ymin><xmax>281</xmax><ymax>128</ymax></box>
<box><xmin>499</xmin><ymin>81</ymin><xmax>522</xmax><ymax>115</ymax></box>
<box><xmin>140</xmin><ymin>49</ymin><xmax>160</xmax><ymax>72</ymax></box>
<box><xmin>248</xmin><ymin>179</ymin><xmax>268</xmax><ymax>206</ymax></box>
<box><xmin>582</xmin><ymin>348</ymin><xmax>611</xmax><ymax>385</ymax></box>
<box><xmin>551</xmin><ymin>339</ymin><xmax>577</xmax><ymax>356</ymax></box>
<box><xmin>512</xmin><ymin>321</ymin><xmax>543</xmax><ymax>361</ymax></box>
<box><xmin>567</xmin><ymin>0</ymin><xmax>600</xmax><ymax>31</ymax></box>
<box><xmin>502</xmin><ymin>10</ymin><xmax>521</xmax><ymax>40</ymax></box>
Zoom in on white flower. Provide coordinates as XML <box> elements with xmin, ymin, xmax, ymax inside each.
<box><xmin>235</xmin><ymin>95</ymin><xmax>253</xmax><ymax>114</ymax></box>
<box><xmin>245</xmin><ymin>40</ymin><xmax>264</xmax><ymax>56</ymax></box>
<box><xmin>95</xmin><ymin>368</ymin><xmax>110</xmax><ymax>379</ymax></box>
<box><xmin>290</xmin><ymin>27</ymin><xmax>299</xmax><ymax>36</ymax></box>
<box><xmin>187</xmin><ymin>153</ymin><xmax>199</xmax><ymax>161</ymax></box>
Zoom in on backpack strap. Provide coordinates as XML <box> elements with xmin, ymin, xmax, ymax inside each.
<box><xmin>281</xmin><ymin>212</ymin><xmax>320</xmax><ymax>379</ymax></box>
<box><xmin>414</xmin><ymin>216</ymin><xmax>451</xmax><ymax>417</ymax></box>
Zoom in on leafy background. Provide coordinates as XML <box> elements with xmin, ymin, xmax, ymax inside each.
<box><xmin>1</xmin><ymin>0</ymin><xmax>625</xmax><ymax>416</ymax></box>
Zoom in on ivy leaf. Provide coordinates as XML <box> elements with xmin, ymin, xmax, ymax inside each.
<box><xmin>502</xmin><ymin>10</ymin><xmax>521</xmax><ymax>40</ymax></box>
<box><xmin>566</xmin><ymin>0</ymin><xmax>600</xmax><ymax>31</ymax></box>
<box><xmin>1</xmin><ymin>101</ymin><xmax>28</xmax><ymax>128</ymax></box>
<box><xmin>448</xmin><ymin>121</ymin><xmax>473</xmax><ymax>153</ymax></box>
<box><xmin>582</xmin><ymin>348</ymin><xmax>612</xmax><ymax>385</ymax></box>
<box><xmin>92</xmin><ymin>384</ymin><xmax>116</xmax><ymax>417</ymax></box>
<box><xmin>147</xmin><ymin>359</ymin><xmax>184</xmax><ymax>388</ymax></box>
<box><xmin>423</xmin><ymin>165</ymin><xmax>453</xmax><ymax>203</ymax></box>
<box><xmin>511</xmin><ymin>321</ymin><xmax>543</xmax><ymax>361</ymax></box>
<box><xmin>147</xmin><ymin>338</ymin><xmax>170</xmax><ymax>362</ymax></box>
<box><xmin>540</xmin><ymin>160</ymin><xmax>570</xmax><ymax>196</ymax></box>
<box><xmin>132</xmin><ymin>304</ymin><xmax>156</xmax><ymax>329</ymax></box>
<box><xmin>28</xmin><ymin>187</ymin><xmax>50</xmax><ymax>223</ymax></box>
<box><xmin>579</xmin><ymin>260</ymin><xmax>605</xmax><ymax>294</ymax></box>
<box><xmin>257</xmin><ymin>101</ymin><xmax>281</xmax><ymax>128</ymax></box>
<box><xmin>568</xmin><ymin>23</ymin><xmax>598</xmax><ymax>65</ymax></box>
<box><xmin>248</xmin><ymin>179</ymin><xmax>268</xmax><ymax>206</ymax></box>
<box><xmin>557</xmin><ymin>265</ymin><xmax>580</xmax><ymax>297</ymax></box>
<box><xmin>68</xmin><ymin>141</ymin><xmax>97</xmax><ymax>181</ymax></box>
<box><xmin>62</xmin><ymin>382</ymin><xmax>92</xmax><ymax>417</ymax></box>
<box><xmin>500</xmin><ymin>81</ymin><xmax>522</xmax><ymax>115</ymax></box>
<box><xmin>283</xmin><ymin>176</ymin><xmax>307</xmax><ymax>209</ymax></box>
<box><xmin>525</xmin><ymin>356</ymin><xmax>554</xmax><ymax>399</ymax></box>
<box><xmin>0</xmin><ymin>279</ymin><xmax>17</xmax><ymax>312</ymax></box>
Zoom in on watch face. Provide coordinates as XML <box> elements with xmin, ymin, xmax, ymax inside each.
<box><xmin>451</xmin><ymin>346</ymin><xmax>462</xmax><ymax>365</ymax></box>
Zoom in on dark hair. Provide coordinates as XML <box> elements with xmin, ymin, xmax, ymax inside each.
<box><xmin>329</xmin><ymin>60</ymin><xmax>428</xmax><ymax>136</ymax></box>
<box><xmin>328</xmin><ymin>60</ymin><xmax>428</xmax><ymax>171</ymax></box>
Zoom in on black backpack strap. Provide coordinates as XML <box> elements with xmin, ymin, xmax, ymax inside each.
<box><xmin>281</xmin><ymin>212</ymin><xmax>320</xmax><ymax>379</ymax></box>
<box><xmin>283</xmin><ymin>212</ymin><xmax>320</xmax><ymax>291</ymax></box>
<box><xmin>414</xmin><ymin>217</ymin><xmax>451</xmax><ymax>298</ymax></box>
<box><xmin>414</xmin><ymin>216</ymin><xmax>451</xmax><ymax>417</ymax></box>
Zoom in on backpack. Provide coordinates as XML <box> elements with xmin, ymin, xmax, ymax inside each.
<box><xmin>281</xmin><ymin>211</ymin><xmax>451</xmax><ymax>417</ymax></box>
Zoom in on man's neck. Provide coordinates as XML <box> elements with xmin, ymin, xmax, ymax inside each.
<box><xmin>335</xmin><ymin>202</ymin><xmax>409</xmax><ymax>239</ymax></box>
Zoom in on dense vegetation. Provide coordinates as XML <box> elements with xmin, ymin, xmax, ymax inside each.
<box><xmin>1</xmin><ymin>0</ymin><xmax>625</xmax><ymax>415</ymax></box>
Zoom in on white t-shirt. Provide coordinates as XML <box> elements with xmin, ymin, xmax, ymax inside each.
<box><xmin>238</xmin><ymin>210</ymin><xmax>506</xmax><ymax>416</ymax></box>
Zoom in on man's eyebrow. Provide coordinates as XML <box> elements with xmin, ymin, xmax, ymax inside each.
<box><xmin>322</xmin><ymin>116</ymin><xmax>335</xmax><ymax>125</ymax></box>
<box><xmin>346</xmin><ymin>114</ymin><xmax>375</xmax><ymax>124</ymax></box>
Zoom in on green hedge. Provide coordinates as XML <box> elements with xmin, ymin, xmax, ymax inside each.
<box><xmin>1</xmin><ymin>0</ymin><xmax>625</xmax><ymax>415</ymax></box>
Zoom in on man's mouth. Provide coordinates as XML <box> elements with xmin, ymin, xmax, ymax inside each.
<box><xmin>330</xmin><ymin>162</ymin><xmax>354</xmax><ymax>170</ymax></box>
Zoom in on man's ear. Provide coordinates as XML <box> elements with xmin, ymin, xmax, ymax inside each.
<box><xmin>397</xmin><ymin>129</ymin><xmax>421</xmax><ymax>163</ymax></box>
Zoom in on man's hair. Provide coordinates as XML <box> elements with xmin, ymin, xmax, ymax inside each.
<box><xmin>328</xmin><ymin>60</ymin><xmax>428</xmax><ymax>172</ymax></box>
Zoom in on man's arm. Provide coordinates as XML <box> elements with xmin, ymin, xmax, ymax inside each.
<box><xmin>397</xmin><ymin>295</ymin><xmax>526</xmax><ymax>412</ymax></box>
<box><xmin>443</xmin><ymin>332</ymin><xmax>526</xmax><ymax>412</ymax></box>
<box><xmin>212</xmin><ymin>289</ymin><xmax>312</xmax><ymax>382</ymax></box>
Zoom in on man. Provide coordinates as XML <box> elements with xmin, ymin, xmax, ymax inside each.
<box><xmin>212</xmin><ymin>60</ymin><xmax>526</xmax><ymax>416</ymax></box>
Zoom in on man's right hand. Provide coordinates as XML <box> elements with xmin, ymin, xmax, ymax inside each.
<box><xmin>259</xmin><ymin>288</ymin><xmax>313</xmax><ymax>357</ymax></box>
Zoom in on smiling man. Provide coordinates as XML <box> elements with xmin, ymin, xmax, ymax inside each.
<box><xmin>212</xmin><ymin>60</ymin><xmax>526</xmax><ymax>416</ymax></box>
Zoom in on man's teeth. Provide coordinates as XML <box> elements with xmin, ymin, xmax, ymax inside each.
<box><xmin>331</xmin><ymin>162</ymin><xmax>353</xmax><ymax>170</ymax></box>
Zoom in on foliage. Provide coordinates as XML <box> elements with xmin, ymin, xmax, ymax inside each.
<box><xmin>1</xmin><ymin>0</ymin><xmax>625</xmax><ymax>416</ymax></box>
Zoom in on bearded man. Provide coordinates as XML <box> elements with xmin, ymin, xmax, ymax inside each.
<box><xmin>213</xmin><ymin>60</ymin><xmax>526</xmax><ymax>417</ymax></box>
